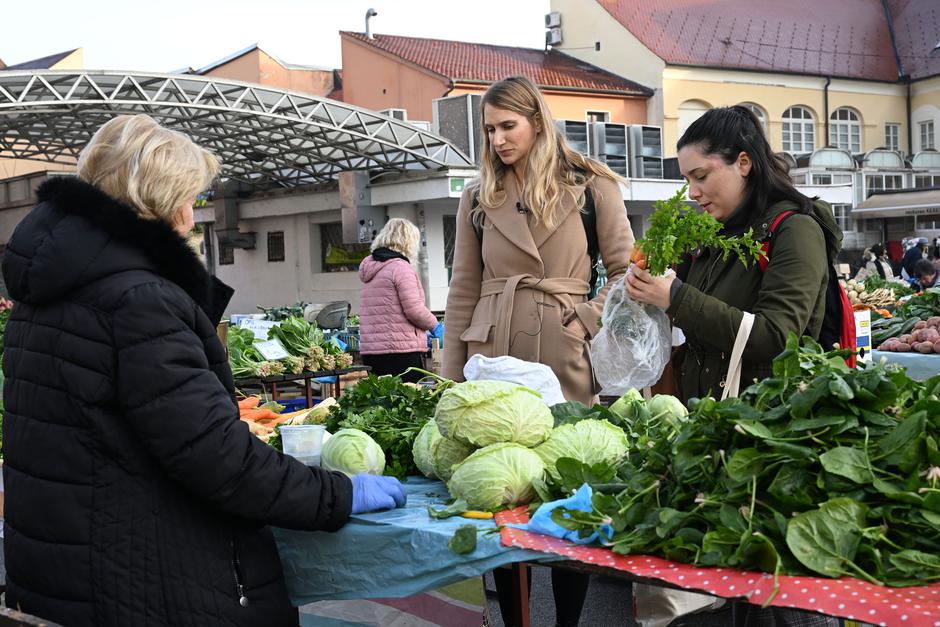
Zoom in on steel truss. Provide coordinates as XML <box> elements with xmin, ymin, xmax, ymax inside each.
<box><xmin>0</xmin><ymin>70</ymin><xmax>472</xmax><ymax>188</ymax></box>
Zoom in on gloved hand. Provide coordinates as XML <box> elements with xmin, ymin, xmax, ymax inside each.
<box><xmin>350</xmin><ymin>474</ymin><xmax>407</xmax><ymax>514</ymax></box>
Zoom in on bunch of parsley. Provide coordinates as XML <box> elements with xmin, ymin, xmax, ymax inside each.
<box><xmin>638</xmin><ymin>185</ymin><xmax>766</xmax><ymax>276</ymax></box>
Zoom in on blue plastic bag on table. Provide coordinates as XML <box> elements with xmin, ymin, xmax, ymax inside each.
<box><xmin>504</xmin><ymin>483</ymin><xmax>613</xmax><ymax>545</ymax></box>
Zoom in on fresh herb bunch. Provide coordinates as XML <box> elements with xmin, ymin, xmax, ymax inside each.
<box><xmin>552</xmin><ymin>334</ymin><xmax>940</xmax><ymax>591</ymax></box>
<box><xmin>268</xmin><ymin>316</ymin><xmax>325</xmax><ymax>357</ymax></box>
<box><xmin>227</xmin><ymin>326</ymin><xmax>266</xmax><ymax>379</ymax></box>
<box><xmin>637</xmin><ymin>185</ymin><xmax>766</xmax><ymax>276</ymax></box>
<box><xmin>325</xmin><ymin>372</ymin><xmax>454</xmax><ymax>478</ymax></box>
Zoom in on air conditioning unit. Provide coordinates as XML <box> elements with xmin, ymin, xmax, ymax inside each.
<box><xmin>546</xmin><ymin>28</ymin><xmax>563</xmax><ymax>46</ymax></box>
<box><xmin>591</xmin><ymin>123</ymin><xmax>628</xmax><ymax>157</ymax></box>
<box><xmin>556</xmin><ymin>120</ymin><xmax>590</xmax><ymax>156</ymax></box>
<box><xmin>379</xmin><ymin>108</ymin><xmax>408</xmax><ymax>121</ymax></box>
<box><xmin>545</xmin><ymin>11</ymin><xmax>562</xmax><ymax>28</ymax></box>
<box><xmin>432</xmin><ymin>94</ymin><xmax>483</xmax><ymax>163</ymax></box>
<box><xmin>629</xmin><ymin>125</ymin><xmax>664</xmax><ymax>179</ymax></box>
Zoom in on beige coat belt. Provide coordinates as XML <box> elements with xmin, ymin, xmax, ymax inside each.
<box><xmin>480</xmin><ymin>274</ymin><xmax>590</xmax><ymax>355</ymax></box>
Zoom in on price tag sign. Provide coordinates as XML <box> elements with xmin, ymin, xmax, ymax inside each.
<box><xmin>254</xmin><ymin>338</ymin><xmax>290</xmax><ymax>361</ymax></box>
<box><xmin>854</xmin><ymin>310</ymin><xmax>872</xmax><ymax>363</ymax></box>
<box><xmin>238</xmin><ymin>318</ymin><xmax>279</xmax><ymax>340</ymax></box>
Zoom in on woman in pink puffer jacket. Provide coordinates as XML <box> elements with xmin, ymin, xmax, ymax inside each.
<box><xmin>358</xmin><ymin>218</ymin><xmax>438</xmax><ymax>381</ymax></box>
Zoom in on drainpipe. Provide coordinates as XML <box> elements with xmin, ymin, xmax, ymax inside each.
<box><xmin>906</xmin><ymin>78</ymin><xmax>913</xmax><ymax>157</ymax></box>
<box><xmin>823</xmin><ymin>76</ymin><xmax>831</xmax><ymax>147</ymax></box>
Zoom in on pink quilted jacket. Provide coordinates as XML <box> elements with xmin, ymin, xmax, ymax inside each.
<box><xmin>358</xmin><ymin>256</ymin><xmax>438</xmax><ymax>354</ymax></box>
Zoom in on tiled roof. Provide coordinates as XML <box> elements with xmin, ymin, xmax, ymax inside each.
<box><xmin>4</xmin><ymin>49</ymin><xmax>79</xmax><ymax>71</ymax></box>
<box><xmin>596</xmin><ymin>0</ymin><xmax>901</xmax><ymax>81</ymax></box>
<box><xmin>341</xmin><ymin>32</ymin><xmax>652</xmax><ymax>96</ymax></box>
<box><xmin>888</xmin><ymin>0</ymin><xmax>940</xmax><ymax>80</ymax></box>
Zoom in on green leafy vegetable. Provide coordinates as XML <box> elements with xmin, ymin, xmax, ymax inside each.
<box><xmin>637</xmin><ymin>185</ymin><xmax>766</xmax><ymax>276</ymax></box>
<box><xmin>448</xmin><ymin>525</ymin><xmax>478</xmax><ymax>555</ymax></box>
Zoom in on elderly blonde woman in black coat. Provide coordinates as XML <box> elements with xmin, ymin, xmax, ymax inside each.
<box><xmin>2</xmin><ymin>114</ymin><xmax>404</xmax><ymax>627</ymax></box>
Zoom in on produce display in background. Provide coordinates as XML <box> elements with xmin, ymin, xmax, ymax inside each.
<box><xmin>259</xmin><ymin>301</ymin><xmax>310</xmax><ymax>321</ymax></box>
<box><xmin>227</xmin><ymin>316</ymin><xmax>353</xmax><ymax>378</ymax></box>
<box><xmin>874</xmin><ymin>316</ymin><xmax>940</xmax><ymax>353</ymax></box>
<box><xmin>551</xmin><ymin>334</ymin><xmax>940</xmax><ymax>589</ymax></box>
<box><xmin>897</xmin><ymin>287</ymin><xmax>940</xmax><ymax>321</ymax></box>
<box><xmin>840</xmin><ymin>277</ymin><xmax>911</xmax><ymax>309</ymax></box>
<box><xmin>635</xmin><ymin>185</ymin><xmax>766</xmax><ymax>276</ymax></box>
<box><xmin>325</xmin><ymin>372</ymin><xmax>452</xmax><ymax>479</ymax></box>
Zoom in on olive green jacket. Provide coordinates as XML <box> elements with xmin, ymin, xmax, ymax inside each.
<box><xmin>668</xmin><ymin>199</ymin><xmax>842</xmax><ymax>403</ymax></box>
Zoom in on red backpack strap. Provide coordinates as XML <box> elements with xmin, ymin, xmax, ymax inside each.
<box><xmin>758</xmin><ymin>210</ymin><xmax>797</xmax><ymax>273</ymax></box>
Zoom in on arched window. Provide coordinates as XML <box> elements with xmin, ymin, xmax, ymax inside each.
<box><xmin>782</xmin><ymin>106</ymin><xmax>815</xmax><ymax>153</ymax></box>
<box><xmin>738</xmin><ymin>102</ymin><xmax>767</xmax><ymax>133</ymax></box>
<box><xmin>830</xmin><ymin>107</ymin><xmax>861</xmax><ymax>153</ymax></box>
<box><xmin>677</xmin><ymin>99</ymin><xmax>711</xmax><ymax>139</ymax></box>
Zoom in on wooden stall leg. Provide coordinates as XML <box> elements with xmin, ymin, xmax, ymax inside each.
<box><xmin>305</xmin><ymin>377</ymin><xmax>313</xmax><ymax>408</ymax></box>
<box><xmin>271</xmin><ymin>382</ymin><xmax>279</xmax><ymax>402</ymax></box>
<box><xmin>512</xmin><ymin>562</ymin><xmax>530</xmax><ymax>627</ymax></box>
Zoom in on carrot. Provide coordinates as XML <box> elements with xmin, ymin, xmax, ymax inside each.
<box><xmin>238</xmin><ymin>396</ymin><xmax>260</xmax><ymax>410</ymax></box>
<box><xmin>239</xmin><ymin>408</ymin><xmax>281</xmax><ymax>423</ymax></box>
<box><xmin>631</xmin><ymin>246</ymin><xmax>647</xmax><ymax>271</ymax></box>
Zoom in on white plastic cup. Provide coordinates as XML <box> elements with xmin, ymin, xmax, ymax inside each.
<box><xmin>280</xmin><ymin>425</ymin><xmax>327</xmax><ymax>466</ymax></box>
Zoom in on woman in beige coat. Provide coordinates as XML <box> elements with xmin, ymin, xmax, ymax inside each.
<box><xmin>442</xmin><ymin>75</ymin><xmax>634</xmax><ymax>626</ymax></box>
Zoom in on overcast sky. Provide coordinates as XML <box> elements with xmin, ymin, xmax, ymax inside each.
<box><xmin>2</xmin><ymin>0</ymin><xmax>551</xmax><ymax>72</ymax></box>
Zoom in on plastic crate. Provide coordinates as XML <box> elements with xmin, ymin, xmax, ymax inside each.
<box><xmin>336</xmin><ymin>331</ymin><xmax>360</xmax><ymax>351</ymax></box>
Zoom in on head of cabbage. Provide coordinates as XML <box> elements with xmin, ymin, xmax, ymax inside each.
<box><xmin>447</xmin><ymin>442</ymin><xmax>545</xmax><ymax>511</ymax></box>
<box><xmin>648</xmin><ymin>394</ymin><xmax>688</xmax><ymax>432</ymax></box>
<box><xmin>533</xmin><ymin>419</ymin><xmax>629</xmax><ymax>482</ymax></box>
<box><xmin>434</xmin><ymin>380</ymin><xmax>553</xmax><ymax>448</ymax></box>
<box><xmin>321</xmin><ymin>428</ymin><xmax>386</xmax><ymax>476</ymax></box>
<box><xmin>431</xmin><ymin>436</ymin><xmax>475</xmax><ymax>482</ymax></box>
<box><xmin>412</xmin><ymin>420</ymin><xmax>442</xmax><ymax>478</ymax></box>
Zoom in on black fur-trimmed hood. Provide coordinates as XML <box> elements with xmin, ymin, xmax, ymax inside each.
<box><xmin>2</xmin><ymin>176</ymin><xmax>232</xmax><ymax>322</ymax></box>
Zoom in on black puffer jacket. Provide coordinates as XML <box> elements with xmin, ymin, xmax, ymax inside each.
<box><xmin>2</xmin><ymin>177</ymin><xmax>352</xmax><ymax>626</ymax></box>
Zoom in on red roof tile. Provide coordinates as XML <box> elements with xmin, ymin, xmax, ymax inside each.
<box><xmin>888</xmin><ymin>0</ymin><xmax>940</xmax><ymax>80</ymax></box>
<box><xmin>341</xmin><ymin>31</ymin><xmax>652</xmax><ymax>96</ymax></box>
<box><xmin>597</xmin><ymin>0</ymin><xmax>901</xmax><ymax>81</ymax></box>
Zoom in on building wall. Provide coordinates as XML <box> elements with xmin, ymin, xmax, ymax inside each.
<box><xmin>341</xmin><ymin>36</ymin><xmax>451</xmax><ymax>121</ymax></box>
<box><xmin>52</xmin><ymin>49</ymin><xmax>84</xmax><ymax>70</ymax></box>
<box><xmin>202</xmin><ymin>49</ymin><xmax>262</xmax><ymax>84</ymax></box>
<box><xmin>257</xmin><ymin>50</ymin><xmax>334</xmax><ymax>96</ymax></box>
<box><xmin>663</xmin><ymin>68</ymin><xmax>910</xmax><ymax>157</ymax></box>
<box><xmin>550</xmin><ymin>0</ymin><xmax>663</xmax><ymax>125</ymax></box>
<box><xmin>449</xmin><ymin>86</ymin><xmax>647</xmax><ymax>126</ymax></box>
<box><xmin>912</xmin><ymin>76</ymin><xmax>940</xmax><ymax>154</ymax></box>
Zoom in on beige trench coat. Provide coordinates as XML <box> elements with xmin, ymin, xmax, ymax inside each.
<box><xmin>442</xmin><ymin>174</ymin><xmax>634</xmax><ymax>404</ymax></box>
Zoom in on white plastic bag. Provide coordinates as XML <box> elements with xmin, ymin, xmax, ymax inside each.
<box><xmin>590</xmin><ymin>273</ymin><xmax>671</xmax><ymax>395</ymax></box>
<box><xmin>463</xmin><ymin>354</ymin><xmax>566</xmax><ymax>406</ymax></box>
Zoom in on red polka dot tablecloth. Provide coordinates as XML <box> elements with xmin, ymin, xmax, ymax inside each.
<box><xmin>496</xmin><ymin>507</ymin><xmax>940</xmax><ymax>626</ymax></box>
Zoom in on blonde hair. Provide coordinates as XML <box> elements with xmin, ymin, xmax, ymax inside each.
<box><xmin>471</xmin><ymin>75</ymin><xmax>624</xmax><ymax>228</ymax></box>
<box><xmin>371</xmin><ymin>218</ymin><xmax>420</xmax><ymax>260</ymax></box>
<box><xmin>77</xmin><ymin>114</ymin><xmax>219</xmax><ymax>226</ymax></box>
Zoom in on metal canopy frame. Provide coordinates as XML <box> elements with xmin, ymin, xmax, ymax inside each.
<box><xmin>0</xmin><ymin>70</ymin><xmax>473</xmax><ymax>189</ymax></box>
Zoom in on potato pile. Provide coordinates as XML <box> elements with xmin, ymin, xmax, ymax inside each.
<box><xmin>877</xmin><ymin>317</ymin><xmax>940</xmax><ymax>353</ymax></box>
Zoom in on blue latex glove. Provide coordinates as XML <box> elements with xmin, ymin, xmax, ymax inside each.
<box><xmin>505</xmin><ymin>483</ymin><xmax>613</xmax><ymax>545</ymax></box>
<box><xmin>350</xmin><ymin>474</ymin><xmax>407</xmax><ymax>514</ymax></box>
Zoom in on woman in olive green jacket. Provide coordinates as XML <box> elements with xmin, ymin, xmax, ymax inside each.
<box><xmin>628</xmin><ymin>105</ymin><xmax>842</xmax><ymax>404</ymax></box>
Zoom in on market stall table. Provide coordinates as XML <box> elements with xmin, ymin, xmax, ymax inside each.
<box><xmin>497</xmin><ymin>507</ymin><xmax>940</xmax><ymax>627</ymax></box>
<box><xmin>234</xmin><ymin>365</ymin><xmax>370</xmax><ymax>406</ymax></box>
<box><xmin>871</xmin><ymin>350</ymin><xmax>940</xmax><ymax>381</ymax></box>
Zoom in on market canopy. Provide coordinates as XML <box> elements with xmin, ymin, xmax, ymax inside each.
<box><xmin>852</xmin><ymin>188</ymin><xmax>940</xmax><ymax>219</ymax></box>
<box><xmin>0</xmin><ymin>70</ymin><xmax>473</xmax><ymax>189</ymax></box>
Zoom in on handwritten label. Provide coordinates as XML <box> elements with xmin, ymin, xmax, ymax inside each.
<box><xmin>238</xmin><ymin>318</ymin><xmax>279</xmax><ymax>340</ymax></box>
<box><xmin>255</xmin><ymin>338</ymin><xmax>290</xmax><ymax>361</ymax></box>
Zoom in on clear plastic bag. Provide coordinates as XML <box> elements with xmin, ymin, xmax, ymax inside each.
<box><xmin>590</xmin><ymin>274</ymin><xmax>672</xmax><ymax>395</ymax></box>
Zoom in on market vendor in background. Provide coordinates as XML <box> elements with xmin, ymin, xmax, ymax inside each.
<box><xmin>358</xmin><ymin>217</ymin><xmax>439</xmax><ymax>382</ymax></box>
<box><xmin>901</xmin><ymin>237</ymin><xmax>929</xmax><ymax>280</ymax></box>
<box><xmin>854</xmin><ymin>242</ymin><xmax>894</xmax><ymax>282</ymax></box>
<box><xmin>1</xmin><ymin>114</ymin><xmax>406</xmax><ymax>627</ymax></box>
<box><xmin>626</xmin><ymin>106</ymin><xmax>841</xmax><ymax>625</ymax></box>
<box><xmin>442</xmin><ymin>75</ymin><xmax>634</xmax><ymax>627</ymax></box>
<box><xmin>908</xmin><ymin>258</ymin><xmax>940</xmax><ymax>292</ymax></box>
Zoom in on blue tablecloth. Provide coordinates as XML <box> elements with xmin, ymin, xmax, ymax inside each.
<box><xmin>871</xmin><ymin>350</ymin><xmax>940</xmax><ymax>381</ymax></box>
<box><xmin>273</xmin><ymin>477</ymin><xmax>557</xmax><ymax>605</ymax></box>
